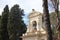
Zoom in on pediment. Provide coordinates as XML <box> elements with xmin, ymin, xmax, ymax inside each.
<box><xmin>28</xmin><ymin>10</ymin><xmax>42</xmax><ymax>18</ymax></box>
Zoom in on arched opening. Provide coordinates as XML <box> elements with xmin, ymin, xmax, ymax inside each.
<box><xmin>33</xmin><ymin>21</ymin><xmax>37</xmax><ymax>30</ymax></box>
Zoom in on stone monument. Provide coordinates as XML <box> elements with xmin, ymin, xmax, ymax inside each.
<box><xmin>22</xmin><ymin>9</ymin><xmax>47</xmax><ymax>40</ymax></box>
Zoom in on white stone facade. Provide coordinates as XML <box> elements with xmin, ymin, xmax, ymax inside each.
<box><xmin>22</xmin><ymin>9</ymin><xmax>47</xmax><ymax>40</ymax></box>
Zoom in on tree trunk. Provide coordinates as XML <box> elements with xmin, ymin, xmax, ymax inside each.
<box><xmin>43</xmin><ymin>0</ymin><xmax>53</xmax><ymax>40</ymax></box>
<box><xmin>55</xmin><ymin>0</ymin><xmax>60</xmax><ymax>40</ymax></box>
<box><xmin>50</xmin><ymin>0</ymin><xmax>60</xmax><ymax>39</ymax></box>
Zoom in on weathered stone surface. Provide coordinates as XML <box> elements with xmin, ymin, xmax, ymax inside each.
<box><xmin>22</xmin><ymin>9</ymin><xmax>47</xmax><ymax>40</ymax></box>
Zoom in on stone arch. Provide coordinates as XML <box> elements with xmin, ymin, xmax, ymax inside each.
<box><xmin>32</xmin><ymin>21</ymin><xmax>37</xmax><ymax>31</ymax></box>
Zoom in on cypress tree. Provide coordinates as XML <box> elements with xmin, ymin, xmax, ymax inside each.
<box><xmin>0</xmin><ymin>5</ymin><xmax>9</xmax><ymax>40</ymax></box>
<box><xmin>0</xmin><ymin>16</ymin><xmax>2</xmax><ymax>40</ymax></box>
<box><xmin>7</xmin><ymin>4</ymin><xmax>27</xmax><ymax>40</ymax></box>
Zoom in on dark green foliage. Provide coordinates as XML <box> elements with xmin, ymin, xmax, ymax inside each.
<box><xmin>0</xmin><ymin>5</ymin><xmax>9</xmax><ymax>40</ymax></box>
<box><xmin>0</xmin><ymin>16</ymin><xmax>2</xmax><ymax>40</ymax></box>
<box><xmin>7</xmin><ymin>4</ymin><xmax>27</xmax><ymax>40</ymax></box>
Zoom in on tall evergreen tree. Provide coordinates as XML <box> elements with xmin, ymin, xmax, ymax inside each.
<box><xmin>0</xmin><ymin>5</ymin><xmax>9</xmax><ymax>40</ymax></box>
<box><xmin>0</xmin><ymin>16</ymin><xmax>2</xmax><ymax>40</ymax></box>
<box><xmin>43</xmin><ymin>0</ymin><xmax>53</xmax><ymax>40</ymax></box>
<box><xmin>7</xmin><ymin>4</ymin><xmax>27</xmax><ymax>40</ymax></box>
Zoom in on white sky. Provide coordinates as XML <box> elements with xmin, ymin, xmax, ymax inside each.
<box><xmin>0</xmin><ymin>0</ymin><xmax>43</xmax><ymax>15</ymax></box>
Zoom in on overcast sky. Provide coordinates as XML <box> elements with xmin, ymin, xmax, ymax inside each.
<box><xmin>0</xmin><ymin>0</ymin><xmax>43</xmax><ymax>14</ymax></box>
<box><xmin>0</xmin><ymin>0</ymin><xmax>60</xmax><ymax>25</ymax></box>
<box><xmin>0</xmin><ymin>0</ymin><xmax>43</xmax><ymax>25</ymax></box>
